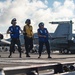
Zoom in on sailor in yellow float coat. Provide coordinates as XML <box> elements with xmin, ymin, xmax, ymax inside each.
<box><xmin>23</xmin><ymin>19</ymin><xmax>33</xmax><ymax>57</ymax></box>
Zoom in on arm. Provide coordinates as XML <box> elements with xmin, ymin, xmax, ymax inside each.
<box><xmin>7</xmin><ymin>28</ymin><xmax>11</xmax><ymax>34</ymax></box>
<box><xmin>37</xmin><ymin>29</ymin><xmax>46</xmax><ymax>38</ymax></box>
<box><xmin>46</xmin><ymin>29</ymin><xmax>52</xmax><ymax>38</ymax></box>
<box><xmin>38</xmin><ymin>33</ymin><xmax>46</xmax><ymax>37</ymax></box>
<box><xmin>20</xmin><ymin>27</ymin><xmax>24</xmax><ymax>34</ymax></box>
<box><xmin>31</xmin><ymin>26</ymin><xmax>34</xmax><ymax>38</ymax></box>
<box><xmin>23</xmin><ymin>26</ymin><xmax>27</xmax><ymax>35</ymax></box>
<box><xmin>48</xmin><ymin>31</ymin><xmax>52</xmax><ymax>38</ymax></box>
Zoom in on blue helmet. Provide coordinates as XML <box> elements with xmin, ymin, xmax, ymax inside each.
<box><xmin>11</xmin><ymin>18</ymin><xmax>16</xmax><ymax>24</ymax></box>
<box><xmin>38</xmin><ymin>22</ymin><xmax>44</xmax><ymax>27</ymax></box>
<box><xmin>25</xmin><ymin>19</ymin><xmax>31</xmax><ymax>24</ymax></box>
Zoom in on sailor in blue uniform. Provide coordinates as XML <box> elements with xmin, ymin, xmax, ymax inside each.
<box><xmin>7</xmin><ymin>18</ymin><xmax>23</xmax><ymax>58</ymax></box>
<box><xmin>37</xmin><ymin>22</ymin><xmax>52</xmax><ymax>58</ymax></box>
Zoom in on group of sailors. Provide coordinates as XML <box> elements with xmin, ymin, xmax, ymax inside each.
<box><xmin>6</xmin><ymin>18</ymin><xmax>52</xmax><ymax>58</ymax></box>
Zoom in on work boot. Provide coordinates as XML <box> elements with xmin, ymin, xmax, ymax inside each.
<box><xmin>26</xmin><ymin>54</ymin><xmax>30</xmax><ymax>57</ymax></box>
<box><xmin>48</xmin><ymin>56</ymin><xmax>52</xmax><ymax>58</ymax></box>
<box><xmin>8</xmin><ymin>55</ymin><xmax>12</xmax><ymax>58</ymax></box>
<box><xmin>38</xmin><ymin>55</ymin><xmax>41</xmax><ymax>58</ymax></box>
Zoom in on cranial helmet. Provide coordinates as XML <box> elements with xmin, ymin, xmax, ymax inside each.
<box><xmin>38</xmin><ymin>22</ymin><xmax>44</xmax><ymax>27</ymax></box>
<box><xmin>11</xmin><ymin>18</ymin><xmax>16</xmax><ymax>24</ymax></box>
<box><xmin>25</xmin><ymin>19</ymin><xmax>31</xmax><ymax>24</ymax></box>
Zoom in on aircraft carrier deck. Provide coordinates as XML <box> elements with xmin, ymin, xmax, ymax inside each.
<box><xmin>0</xmin><ymin>52</ymin><xmax>75</xmax><ymax>75</ymax></box>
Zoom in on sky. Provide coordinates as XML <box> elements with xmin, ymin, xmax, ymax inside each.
<box><xmin>0</xmin><ymin>0</ymin><xmax>75</xmax><ymax>34</ymax></box>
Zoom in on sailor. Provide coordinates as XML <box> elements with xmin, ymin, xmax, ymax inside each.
<box><xmin>37</xmin><ymin>22</ymin><xmax>52</xmax><ymax>58</ymax></box>
<box><xmin>7</xmin><ymin>18</ymin><xmax>23</xmax><ymax>58</ymax></box>
<box><xmin>23</xmin><ymin>19</ymin><xmax>33</xmax><ymax>57</ymax></box>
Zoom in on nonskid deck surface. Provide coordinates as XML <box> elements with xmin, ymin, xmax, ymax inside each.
<box><xmin>0</xmin><ymin>52</ymin><xmax>75</xmax><ymax>75</ymax></box>
<box><xmin>0</xmin><ymin>52</ymin><xmax>75</xmax><ymax>68</ymax></box>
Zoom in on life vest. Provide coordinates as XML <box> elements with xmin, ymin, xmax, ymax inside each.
<box><xmin>9</xmin><ymin>25</ymin><xmax>20</xmax><ymax>38</ymax></box>
<box><xmin>38</xmin><ymin>28</ymin><xmax>48</xmax><ymax>42</ymax></box>
<box><xmin>24</xmin><ymin>25</ymin><xmax>33</xmax><ymax>37</ymax></box>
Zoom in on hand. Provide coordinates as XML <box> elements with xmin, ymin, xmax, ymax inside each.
<box><xmin>7</xmin><ymin>31</ymin><xmax>12</xmax><ymax>34</ymax></box>
<box><xmin>43</xmin><ymin>35</ymin><xmax>46</xmax><ymax>37</ymax></box>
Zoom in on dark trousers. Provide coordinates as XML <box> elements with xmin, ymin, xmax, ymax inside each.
<box><xmin>24</xmin><ymin>36</ymin><xmax>33</xmax><ymax>56</ymax></box>
<box><xmin>39</xmin><ymin>41</ymin><xmax>50</xmax><ymax>57</ymax></box>
<box><xmin>9</xmin><ymin>38</ymin><xmax>22</xmax><ymax>57</ymax></box>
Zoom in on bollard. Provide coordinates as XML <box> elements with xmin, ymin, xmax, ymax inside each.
<box><xmin>69</xmin><ymin>65</ymin><xmax>75</xmax><ymax>71</ymax></box>
<box><xmin>63</xmin><ymin>65</ymin><xmax>69</xmax><ymax>72</ymax></box>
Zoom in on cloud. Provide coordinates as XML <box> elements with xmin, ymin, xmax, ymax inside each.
<box><xmin>0</xmin><ymin>0</ymin><xmax>75</xmax><ymax>33</ymax></box>
<box><xmin>52</xmin><ymin>0</ymin><xmax>75</xmax><ymax>18</ymax></box>
<box><xmin>44</xmin><ymin>0</ymin><xmax>48</xmax><ymax>4</ymax></box>
<box><xmin>53</xmin><ymin>1</ymin><xmax>61</xmax><ymax>8</ymax></box>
